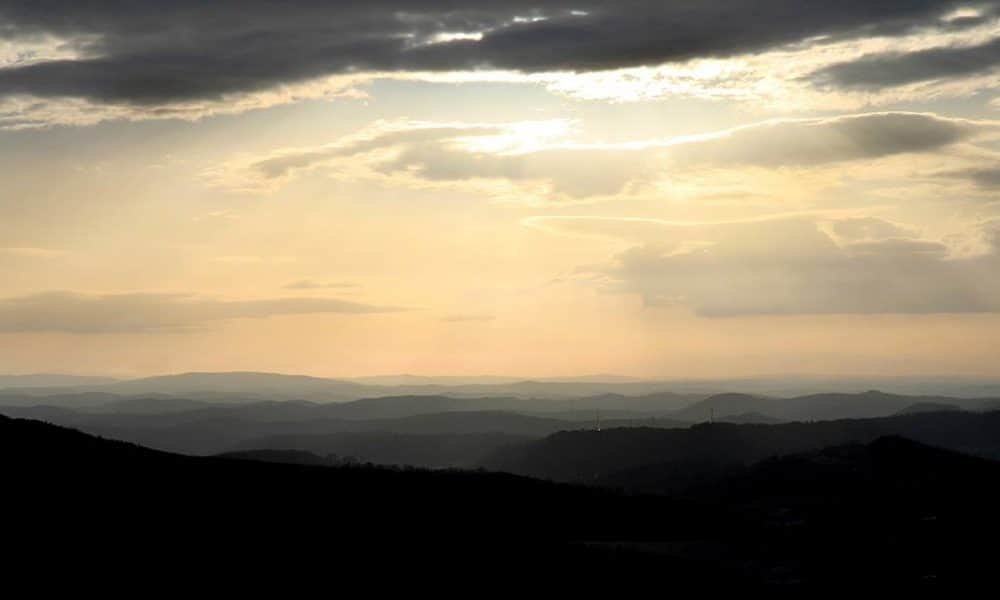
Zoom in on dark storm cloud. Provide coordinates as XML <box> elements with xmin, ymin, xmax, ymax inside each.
<box><xmin>811</xmin><ymin>37</ymin><xmax>1000</xmax><ymax>90</ymax></box>
<box><xmin>0</xmin><ymin>1</ymin><xmax>987</xmax><ymax>105</ymax></box>
<box><xmin>0</xmin><ymin>291</ymin><xmax>402</xmax><ymax>333</ymax></box>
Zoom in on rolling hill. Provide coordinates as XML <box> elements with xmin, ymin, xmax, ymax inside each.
<box><xmin>2</xmin><ymin>413</ymin><xmax>746</xmax><ymax>588</ymax></box>
<box><xmin>671</xmin><ymin>390</ymin><xmax>988</xmax><ymax>422</ymax></box>
<box><xmin>8</xmin><ymin>412</ymin><xmax>1000</xmax><ymax>588</ymax></box>
<box><xmin>481</xmin><ymin>410</ymin><xmax>1000</xmax><ymax>483</ymax></box>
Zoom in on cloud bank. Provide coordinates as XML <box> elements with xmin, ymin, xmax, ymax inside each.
<box><xmin>0</xmin><ymin>291</ymin><xmax>402</xmax><ymax>333</ymax></box>
<box><xmin>1</xmin><ymin>1</ymin><xmax>998</xmax><ymax>124</ymax></box>
<box><xmin>0</xmin><ymin>2</ymin><xmax>982</xmax><ymax>102</ymax></box>
<box><xmin>811</xmin><ymin>36</ymin><xmax>1000</xmax><ymax>90</ymax></box>
<box><xmin>216</xmin><ymin>112</ymin><xmax>996</xmax><ymax>202</ymax></box>
<box><xmin>534</xmin><ymin>216</ymin><xmax>1000</xmax><ymax>316</ymax></box>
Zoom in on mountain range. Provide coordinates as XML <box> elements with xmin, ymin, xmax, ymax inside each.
<box><xmin>4</xmin><ymin>383</ymin><xmax>1000</xmax><ymax>463</ymax></box>
<box><xmin>6</xmin><ymin>370</ymin><xmax>1000</xmax><ymax>401</ymax></box>
<box><xmin>8</xmin><ymin>411</ymin><xmax>1000</xmax><ymax>588</ymax></box>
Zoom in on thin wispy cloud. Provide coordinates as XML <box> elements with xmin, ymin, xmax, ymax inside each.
<box><xmin>211</xmin><ymin>112</ymin><xmax>998</xmax><ymax>204</ymax></box>
<box><xmin>0</xmin><ymin>291</ymin><xmax>404</xmax><ymax>333</ymax></box>
<box><xmin>441</xmin><ymin>314</ymin><xmax>496</xmax><ymax>323</ymax></box>
<box><xmin>284</xmin><ymin>280</ymin><xmax>359</xmax><ymax>290</ymax></box>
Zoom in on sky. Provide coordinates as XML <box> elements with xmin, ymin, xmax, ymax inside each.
<box><xmin>2</xmin><ymin>1</ymin><xmax>1000</xmax><ymax>378</ymax></box>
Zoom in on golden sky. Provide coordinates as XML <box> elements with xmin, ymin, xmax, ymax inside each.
<box><xmin>2</xmin><ymin>2</ymin><xmax>1000</xmax><ymax>377</ymax></box>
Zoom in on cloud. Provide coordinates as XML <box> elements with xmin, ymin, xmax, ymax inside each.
<box><xmin>0</xmin><ymin>1</ymin><xmax>988</xmax><ymax>116</ymax></box>
<box><xmin>830</xmin><ymin>217</ymin><xmax>917</xmax><ymax>241</ymax></box>
<box><xmin>668</xmin><ymin>112</ymin><xmax>990</xmax><ymax>167</ymax></box>
<box><xmin>538</xmin><ymin>216</ymin><xmax>1000</xmax><ymax>316</ymax></box>
<box><xmin>810</xmin><ymin>36</ymin><xmax>1000</xmax><ymax>90</ymax></box>
<box><xmin>217</xmin><ymin>112</ymin><xmax>995</xmax><ymax>202</ymax></box>
<box><xmin>938</xmin><ymin>165</ymin><xmax>1000</xmax><ymax>188</ymax></box>
<box><xmin>0</xmin><ymin>291</ymin><xmax>402</xmax><ymax>333</ymax></box>
<box><xmin>247</xmin><ymin>123</ymin><xmax>508</xmax><ymax>182</ymax></box>
<box><xmin>215</xmin><ymin>119</ymin><xmax>649</xmax><ymax>201</ymax></box>
<box><xmin>284</xmin><ymin>280</ymin><xmax>358</xmax><ymax>290</ymax></box>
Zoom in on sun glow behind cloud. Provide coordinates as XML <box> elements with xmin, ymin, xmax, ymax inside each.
<box><xmin>4</xmin><ymin>2</ymin><xmax>1000</xmax><ymax>377</ymax></box>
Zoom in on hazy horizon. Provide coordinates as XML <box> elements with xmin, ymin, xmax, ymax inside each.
<box><xmin>7</xmin><ymin>369</ymin><xmax>1000</xmax><ymax>381</ymax></box>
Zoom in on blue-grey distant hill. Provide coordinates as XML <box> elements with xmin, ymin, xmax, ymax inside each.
<box><xmin>671</xmin><ymin>390</ymin><xmax>987</xmax><ymax>422</ymax></box>
<box><xmin>7</xmin><ymin>370</ymin><xmax>1000</xmax><ymax>403</ymax></box>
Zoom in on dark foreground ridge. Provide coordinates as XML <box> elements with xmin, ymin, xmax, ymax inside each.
<box><xmin>2</xmin><ymin>414</ymin><xmax>745</xmax><ymax>590</ymax></box>
<box><xmin>6</xmin><ymin>413</ymin><xmax>1000</xmax><ymax>589</ymax></box>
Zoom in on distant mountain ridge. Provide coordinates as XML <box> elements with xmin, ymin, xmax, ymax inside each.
<box><xmin>673</xmin><ymin>390</ymin><xmax>986</xmax><ymax>422</ymax></box>
<box><xmin>8</xmin><ymin>370</ymin><xmax>1000</xmax><ymax>401</ymax></box>
<box><xmin>3</xmin><ymin>385</ymin><xmax>1000</xmax><ymax>459</ymax></box>
<box><xmin>0</xmin><ymin>370</ymin><xmax>711</xmax><ymax>402</ymax></box>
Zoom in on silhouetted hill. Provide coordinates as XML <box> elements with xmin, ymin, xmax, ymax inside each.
<box><xmin>701</xmin><ymin>435</ymin><xmax>1000</xmax><ymax>501</ymax></box>
<box><xmin>719</xmin><ymin>411</ymin><xmax>785</xmax><ymax>424</ymax></box>
<box><xmin>6</xmin><ymin>370</ymin><xmax>712</xmax><ymax>403</ymax></box>
<box><xmin>6</xmin><ymin>380</ymin><xmax>997</xmax><ymax>426</ymax></box>
<box><xmin>217</xmin><ymin>448</ymin><xmax>334</xmax><ymax>466</ymax></box>
<box><xmin>672</xmin><ymin>390</ymin><xmax>987</xmax><ymax>422</ymax></box>
<box><xmin>234</xmin><ymin>431</ymin><xmax>535</xmax><ymax>468</ymax></box>
<box><xmin>536</xmin><ymin>391</ymin><xmax>699</xmax><ymax>413</ymax></box>
<box><xmin>323</xmin><ymin>394</ymin><xmax>492</xmax><ymax>418</ymax></box>
<box><xmin>482</xmin><ymin>410</ymin><xmax>1000</xmax><ymax>483</ymax></box>
<box><xmin>777</xmin><ymin>390</ymin><xmax>972</xmax><ymax>420</ymax></box>
<box><xmin>94</xmin><ymin>395</ymin><xmax>215</xmax><ymax>414</ymax></box>
<box><xmin>0</xmin><ymin>400</ymin><xmax>687</xmax><ymax>455</ymax></box>
<box><xmin>349</xmin><ymin>373</ymin><xmax>646</xmax><ymax>385</ymax></box>
<box><xmin>13</xmin><ymin>371</ymin><xmax>1000</xmax><ymax>406</ymax></box>
<box><xmin>0</xmin><ymin>413</ymin><xmax>712</xmax><ymax>534</ymax></box>
<box><xmin>672</xmin><ymin>393</ymin><xmax>776</xmax><ymax>421</ymax></box>
<box><xmin>103</xmin><ymin>370</ymin><xmax>372</xmax><ymax>400</ymax></box>
<box><xmin>3</xmin><ymin>414</ymin><xmax>749</xmax><ymax>588</ymax></box>
<box><xmin>8</xmin><ymin>414</ymin><xmax>1000</xmax><ymax>588</ymax></box>
<box><xmin>896</xmin><ymin>402</ymin><xmax>962</xmax><ymax>415</ymax></box>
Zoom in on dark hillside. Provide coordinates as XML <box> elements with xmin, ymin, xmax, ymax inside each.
<box><xmin>482</xmin><ymin>410</ymin><xmax>1000</xmax><ymax>482</ymax></box>
<box><xmin>7</xmin><ymin>414</ymin><xmax>1000</xmax><ymax>588</ymax></box>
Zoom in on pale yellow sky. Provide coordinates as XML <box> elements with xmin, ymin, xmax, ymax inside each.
<box><xmin>2</xmin><ymin>3</ymin><xmax>1000</xmax><ymax>377</ymax></box>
